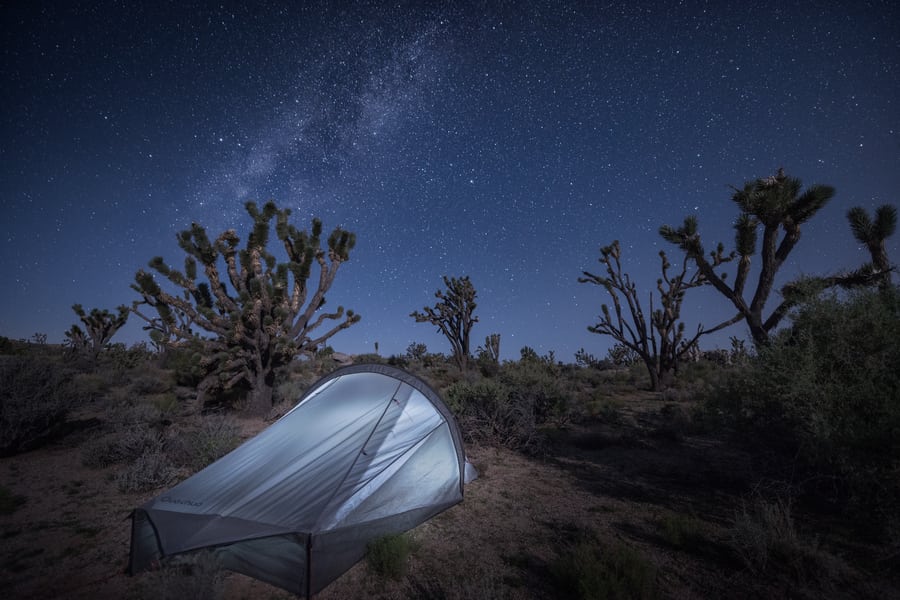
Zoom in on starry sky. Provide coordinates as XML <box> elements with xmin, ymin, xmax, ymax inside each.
<box><xmin>2</xmin><ymin>0</ymin><xmax>899</xmax><ymax>361</ymax></box>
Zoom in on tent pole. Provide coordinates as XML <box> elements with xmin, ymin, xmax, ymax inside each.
<box><xmin>306</xmin><ymin>534</ymin><xmax>312</xmax><ymax>600</ymax></box>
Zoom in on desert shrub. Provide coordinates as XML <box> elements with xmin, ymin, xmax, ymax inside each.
<box><xmin>273</xmin><ymin>376</ymin><xmax>309</xmax><ymax>406</ymax></box>
<box><xmin>70</xmin><ymin>372</ymin><xmax>111</xmax><ymax>400</ymax></box>
<box><xmin>387</xmin><ymin>354</ymin><xmax>410</xmax><ymax>368</ymax></box>
<box><xmin>550</xmin><ymin>539</ymin><xmax>657</xmax><ymax>600</ymax></box>
<box><xmin>129</xmin><ymin>371</ymin><xmax>174</xmax><ymax>396</ymax></box>
<box><xmin>729</xmin><ymin>495</ymin><xmax>846</xmax><ymax>584</ymax></box>
<box><xmin>354</xmin><ymin>353</ymin><xmax>386</xmax><ymax>364</ymax></box>
<box><xmin>148</xmin><ymin>393</ymin><xmax>180</xmax><ymax>418</ymax></box>
<box><xmin>82</xmin><ymin>426</ymin><xmax>165</xmax><ymax>468</ymax></box>
<box><xmin>102</xmin><ymin>342</ymin><xmax>155</xmax><ymax>373</ymax></box>
<box><xmin>499</xmin><ymin>361</ymin><xmax>571</xmax><ymax>425</ymax></box>
<box><xmin>651</xmin><ymin>404</ymin><xmax>697</xmax><ymax>441</ymax></box>
<box><xmin>116</xmin><ymin>445</ymin><xmax>179</xmax><ymax>493</ymax></box>
<box><xmin>0</xmin><ymin>356</ymin><xmax>83</xmax><ymax>456</ymax></box>
<box><xmin>405</xmin><ymin>342</ymin><xmax>428</xmax><ymax>362</ymax></box>
<box><xmin>588</xmin><ymin>394</ymin><xmax>624</xmax><ymax>424</ymax></box>
<box><xmin>366</xmin><ymin>533</ymin><xmax>416</xmax><ymax>580</ymax></box>
<box><xmin>445</xmin><ymin>379</ymin><xmax>542</xmax><ymax>453</ymax></box>
<box><xmin>730</xmin><ymin>496</ymin><xmax>799</xmax><ymax>573</ymax></box>
<box><xmin>0</xmin><ymin>336</ymin><xmax>25</xmax><ymax>355</ymax></box>
<box><xmin>706</xmin><ymin>287</ymin><xmax>900</xmax><ymax>519</ymax></box>
<box><xmin>185</xmin><ymin>414</ymin><xmax>241</xmax><ymax>470</ymax></box>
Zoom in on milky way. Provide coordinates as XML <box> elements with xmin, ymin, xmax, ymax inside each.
<box><xmin>2</xmin><ymin>1</ymin><xmax>898</xmax><ymax>359</ymax></box>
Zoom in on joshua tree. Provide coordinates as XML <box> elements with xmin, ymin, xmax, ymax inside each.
<box><xmin>479</xmin><ymin>333</ymin><xmax>501</xmax><ymax>364</ymax></box>
<box><xmin>64</xmin><ymin>304</ymin><xmax>130</xmax><ymax>360</ymax></box>
<box><xmin>660</xmin><ymin>168</ymin><xmax>835</xmax><ymax>346</ymax></box>
<box><xmin>132</xmin><ymin>201</ymin><xmax>359</xmax><ymax>415</ymax></box>
<box><xmin>579</xmin><ymin>240</ymin><xmax>730</xmax><ymax>390</ymax></box>
<box><xmin>411</xmin><ymin>275</ymin><xmax>478</xmax><ymax>371</ymax></box>
<box><xmin>846</xmin><ymin>204</ymin><xmax>896</xmax><ymax>288</ymax></box>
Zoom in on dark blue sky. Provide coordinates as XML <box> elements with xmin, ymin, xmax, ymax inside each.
<box><xmin>2</xmin><ymin>1</ymin><xmax>898</xmax><ymax>360</ymax></box>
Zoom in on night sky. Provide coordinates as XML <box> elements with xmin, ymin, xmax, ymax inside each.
<box><xmin>2</xmin><ymin>1</ymin><xmax>898</xmax><ymax>361</ymax></box>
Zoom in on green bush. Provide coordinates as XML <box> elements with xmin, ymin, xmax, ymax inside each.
<box><xmin>550</xmin><ymin>539</ymin><xmax>657</xmax><ymax>600</ymax></box>
<box><xmin>705</xmin><ymin>287</ymin><xmax>900</xmax><ymax>518</ymax></box>
<box><xmin>366</xmin><ymin>533</ymin><xmax>416</xmax><ymax>580</ymax></box>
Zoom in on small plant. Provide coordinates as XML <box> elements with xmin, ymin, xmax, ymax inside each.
<box><xmin>590</xmin><ymin>394</ymin><xmax>624</xmax><ymax>423</ymax></box>
<box><xmin>366</xmin><ymin>533</ymin><xmax>416</xmax><ymax>579</ymax></box>
<box><xmin>550</xmin><ymin>539</ymin><xmax>657</xmax><ymax>600</ymax></box>
<box><xmin>82</xmin><ymin>426</ymin><xmax>165</xmax><ymax>468</ymax></box>
<box><xmin>728</xmin><ymin>494</ymin><xmax>841</xmax><ymax>582</ymax></box>
<box><xmin>115</xmin><ymin>447</ymin><xmax>179</xmax><ymax>493</ymax></box>
<box><xmin>0</xmin><ymin>356</ymin><xmax>80</xmax><ymax>456</ymax></box>
<box><xmin>187</xmin><ymin>414</ymin><xmax>241</xmax><ymax>470</ymax></box>
<box><xmin>130</xmin><ymin>372</ymin><xmax>174</xmax><ymax>396</ymax></box>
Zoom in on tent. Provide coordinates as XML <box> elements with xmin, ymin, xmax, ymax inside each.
<box><xmin>129</xmin><ymin>364</ymin><xmax>476</xmax><ymax>597</ymax></box>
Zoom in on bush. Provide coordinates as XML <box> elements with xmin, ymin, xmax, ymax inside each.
<box><xmin>550</xmin><ymin>539</ymin><xmax>657</xmax><ymax>600</ymax></box>
<box><xmin>0</xmin><ymin>356</ymin><xmax>82</xmax><ymax>456</ymax></box>
<box><xmin>729</xmin><ymin>495</ymin><xmax>846</xmax><ymax>584</ymax></box>
<box><xmin>181</xmin><ymin>414</ymin><xmax>241</xmax><ymax>470</ymax></box>
<box><xmin>82</xmin><ymin>426</ymin><xmax>166</xmax><ymax>468</ymax></box>
<box><xmin>366</xmin><ymin>533</ymin><xmax>416</xmax><ymax>579</ymax></box>
<box><xmin>445</xmin><ymin>379</ymin><xmax>542</xmax><ymax>453</ymax></box>
<box><xmin>130</xmin><ymin>371</ymin><xmax>175</xmax><ymax>396</ymax></box>
<box><xmin>499</xmin><ymin>361</ymin><xmax>571</xmax><ymax>425</ymax></box>
<box><xmin>116</xmin><ymin>446</ymin><xmax>179</xmax><ymax>493</ymax></box>
<box><xmin>102</xmin><ymin>342</ymin><xmax>155</xmax><ymax>373</ymax></box>
<box><xmin>705</xmin><ymin>287</ymin><xmax>900</xmax><ymax>519</ymax></box>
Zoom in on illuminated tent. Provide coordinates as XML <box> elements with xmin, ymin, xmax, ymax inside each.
<box><xmin>129</xmin><ymin>364</ymin><xmax>475</xmax><ymax>597</ymax></box>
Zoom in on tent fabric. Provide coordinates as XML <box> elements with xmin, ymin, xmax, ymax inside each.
<box><xmin>129</xmin><ymin>363</ymin><xmax>474</xmax><ymax>597</ymax></box>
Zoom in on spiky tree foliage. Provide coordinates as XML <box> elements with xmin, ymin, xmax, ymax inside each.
<box><xmin>579</xmin><ymin>241</ymin><xmax>733</xmax><ymax>390</ymax></box>
<box><xmin>411</xmin><ymin>275</ymin><xmax>478</xmax><ymax>371</ymax></box>
<box><xmin>660</xmin><ymin>169</ymin><xmax>835</xmax><ymax>346</ymax></box>
<box><xmin>477</xmin><ymin>333</ymin><xmax>501</xmax><ymax>364</ymax></box>
<box><xmin>64</xmin><ymin>304</ymin><xmax>130</xmax><ymax>360</ymax></box>
<box><xmin>132</xmin><ymin>201</ymin><xmax>359</xmax><ymax>415</ymax></box>
<box><xmin>846</xmin><ymin>204</ymin><xmax>896</xmax><ymax>288</ymax></box>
